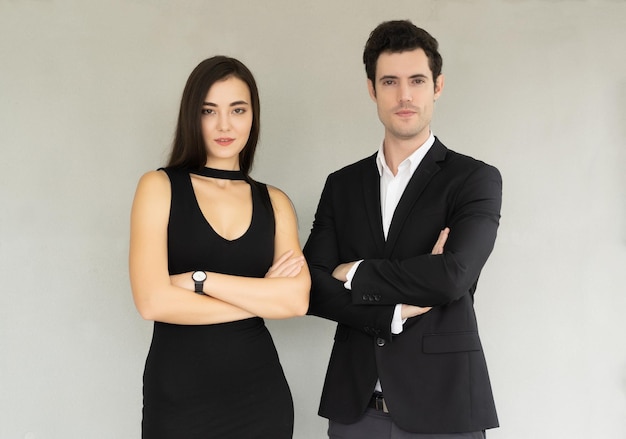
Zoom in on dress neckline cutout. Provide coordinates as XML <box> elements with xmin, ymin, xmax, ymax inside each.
<box><xmin>189</xmin><ymin>167</ymin><xmax>246</xmax><ymax>181</ymax></box>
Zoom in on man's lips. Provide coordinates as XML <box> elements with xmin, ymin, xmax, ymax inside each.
<box><xmin>395</xmin><ymin>109</ymin><xmax>417</xmax><ymax>117</ymax></box>
<box><xmin>215</xmin><ymin>138</ymin><xmax>235</xmax><ymax>146</ymax></box>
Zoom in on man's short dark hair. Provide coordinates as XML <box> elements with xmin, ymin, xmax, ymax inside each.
<box><xmin>363</xmin><ymin>20</ymin><xmax>443</xmax><ymax>89</ymax></box>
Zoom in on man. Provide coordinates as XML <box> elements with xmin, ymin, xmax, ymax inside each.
<box><xmin>304</xmin><ymin>20</ymin><xmax>501</xmax><ymax>438</ymax></box>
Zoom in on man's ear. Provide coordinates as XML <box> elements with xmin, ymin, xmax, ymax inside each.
<box><xmin>434</xmin><ymin>74</ymin><xmax>445</xmax><ymax>100</ymax></box>
<box><xmin>367</xmin><ymin>79</ymin><xmax>377</xmax><ymax>102</ymax></box>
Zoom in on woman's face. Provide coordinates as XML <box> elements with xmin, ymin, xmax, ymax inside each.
<box><xmin>200</xmin><ymin>76</ymin><xmax>253</xmax><ymax>167</ymax></box>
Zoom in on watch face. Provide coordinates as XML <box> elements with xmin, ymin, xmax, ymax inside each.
<box><xmin>192</xmin><ymin>271</ymin><xmax>207</xmax><ymax>282</ymax></box>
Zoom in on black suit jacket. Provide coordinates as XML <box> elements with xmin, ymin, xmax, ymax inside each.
<box><xmin>304</xmin><ymin>138</ymin><xmax>501</xmax><ymax>433</ymax></box>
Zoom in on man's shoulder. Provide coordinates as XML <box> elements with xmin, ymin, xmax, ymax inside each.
<box><xmin>436</xmin><ymin>140</ymin><xmax>499</xmax><ymax>175</ymax></box>
<box><xmin>327</xmin><ymin>153</ymin><xmax>377</xmax><ymax>181</ymax></box>
<box><xmin>445</xmin><ymin>148</ymin><xmax>493</xmax><ymax>167</ymax></box>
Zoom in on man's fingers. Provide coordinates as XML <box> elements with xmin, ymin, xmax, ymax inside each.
<box><xmin>401</xmin><ymin>304</ymin><xmax>433</xmax><ymax>319</ymax></box>
<box><xmin>431</xmin><ymin>227</ymin><xmax>450</xmax><ymax>255</ymax></box>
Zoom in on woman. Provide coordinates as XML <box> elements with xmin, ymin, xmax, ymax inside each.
<box><xmin>129</xmin><ymin>56</ymin><xmax>310</xmax><ymax>438</ymax></box>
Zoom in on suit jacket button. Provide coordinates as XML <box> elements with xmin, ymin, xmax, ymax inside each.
<box><xmin>376</xmin><ymin>337</ymin><xmax>386</xmax><ymax>347</ymax></box>
<box><xmin>374</xmin><ymin>295</ymin><xmax>380</xmax><ymax>301</ymax></box>
<box><xmin>362</xmin><ymin>294</ymin><xmax>368</xmax><ymax>301</ymax></box>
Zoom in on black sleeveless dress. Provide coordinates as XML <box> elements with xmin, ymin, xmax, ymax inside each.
<box><xmin>142</xmin><ymin>167</ymin><xmax>293</xmax><ymax>439</ymax></box>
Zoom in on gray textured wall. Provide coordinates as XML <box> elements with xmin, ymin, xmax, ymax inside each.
<box><xmin>1</xmin><ymin>1</ymin><xmax>625</xmax><ymax>438</ymax></box>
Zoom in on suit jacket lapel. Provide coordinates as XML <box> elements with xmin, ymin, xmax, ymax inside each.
<box><xmin>384</xmin><ymin>140</ymin><xmax>447</xmax><ymax>257</ymax></box>
<box><xmin>361</xmin><ymin>154</ymin><xmax>386</xmax><ymax>255</ymax></box>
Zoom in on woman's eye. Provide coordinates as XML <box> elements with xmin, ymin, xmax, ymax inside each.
<box><xmin>233</xmin><ymin>108</ymin><xmax>246</xmax><ymax>114</ymax></box>
<box><xmin>201</xmin><ymin>108</ymin><xmax>214</xmax><ymax>115</ymax></box>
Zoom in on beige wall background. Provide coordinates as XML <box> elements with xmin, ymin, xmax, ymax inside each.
<box><xmin>1</xmin><ymin>0</ymin><xmax>625</xmax><ymax>438</ymax></box>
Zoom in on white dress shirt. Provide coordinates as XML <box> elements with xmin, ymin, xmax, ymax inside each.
<box><xmin>345</xmin><ymin>132</ymin><xmax>435</xmax><ymax>332</ymax></box>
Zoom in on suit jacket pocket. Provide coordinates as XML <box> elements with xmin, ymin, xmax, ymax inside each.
<box><xmin>422</xmin><ymin>331</ymin><xmax>481</xmax><ymax>354</ymax></box>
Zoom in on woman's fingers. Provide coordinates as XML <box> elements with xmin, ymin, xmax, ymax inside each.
<box><xmin>266</xmin><ymin>250</ymin><xmax>304</xmax><ymax>278</ymax></box>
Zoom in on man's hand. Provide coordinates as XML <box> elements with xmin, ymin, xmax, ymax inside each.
<box><xmin>401</xmin><ymin>304</ymin><xmax>432</xmax><ymax>319</ymax></box>
<box><xmin>333</xmin><ymin>228</ymin><xmax>450</xmax><ymax>315</ymax></box>
<box><xmin>332</xmin><ymin>262</ymin><xmax>355</xmax><ymax>282</ymax></box>
<box><xmin>401</xmin><ymin>227</ymin><xmax>450</xmax><ymax>318</ymax></box>
<box><xmin>431</xmin><ymin>227</ymin><xmax>449</xmax><ymax>255</ymax></box>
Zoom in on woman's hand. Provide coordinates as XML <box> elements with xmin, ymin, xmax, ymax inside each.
<box><xmin>265</xmin><ymin>250</ymin><xmax>305</xmax><ymax>279</ymax></box>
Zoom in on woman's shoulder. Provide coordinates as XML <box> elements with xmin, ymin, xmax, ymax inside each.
<box><xmin>264</xmin><ymin>184</ymin><xmax>295</xmax><ymax>215</ymax></box>
<box><xmin>266</xmin><ymin>184</ymin><xmax>291</xmax><ymax>203</ymax></box>
<box><xmin>131</xmin><ymin>170</ymin><xmax>172</xmax><ymax>223</ymax></box>
<box><xmin>134</xmin><ymin>169</ymin><xmax>171</xmax><ymax>202</ymax></box>
<box><xmin>137</xmin><ymin>169</ymin><xmax>170</xmax><ymax>187</ymax></box>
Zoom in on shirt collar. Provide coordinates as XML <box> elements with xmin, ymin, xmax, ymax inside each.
<box><xmin>376</xmin><ymin>132</ymin><xmax>436</xmax><ymax>177</ymax></box>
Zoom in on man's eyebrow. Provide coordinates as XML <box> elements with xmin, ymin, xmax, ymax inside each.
<box><xmin>202</xmin><ymin>100</ymin><xmax>250</xmax><ymax>106</ymax></box>
<box><xmin>378</xmin><ymin>74</ymin><xmax>429</xmax><ymax>81</ymax></box>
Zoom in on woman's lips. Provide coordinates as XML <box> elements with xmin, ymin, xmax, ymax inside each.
<box><xmin>215</xmin><ymin>138</ymin><xmax>235</xmax><ymax>146</ymax></box>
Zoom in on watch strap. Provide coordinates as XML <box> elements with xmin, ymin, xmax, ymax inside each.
<box><xmin>192</xmin><ymin>271</ymin><xmax>206</xmax><ymax>295</ymax></box>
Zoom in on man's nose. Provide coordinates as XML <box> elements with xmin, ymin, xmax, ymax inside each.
<box><xmin>399</xmin><ymin>83</ymin><xmax>412</xmax><ymax>103</ymax></box>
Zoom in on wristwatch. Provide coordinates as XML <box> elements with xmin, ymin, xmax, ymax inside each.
<box><xmin>192</xmin><ymin>271</ymin><xmax>207</xmax><ymax>294</ymax></box>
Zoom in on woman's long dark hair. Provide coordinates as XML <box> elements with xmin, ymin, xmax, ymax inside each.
<box><xmin>167</xmin><ymin>56</ymin><xmax>260</xmax><ymax>178</ymax></box>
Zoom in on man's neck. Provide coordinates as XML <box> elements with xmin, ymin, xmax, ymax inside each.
<box><xmin>382</xmin><ymin>131</ymin><xmax>431</xmax><ymax>175</ymax></box>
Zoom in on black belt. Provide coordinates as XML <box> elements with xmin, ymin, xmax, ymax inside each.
<box><xmin>368</xmin><ymin>392</ymin><xmax>389</xmax><ymax>413</ymax></box>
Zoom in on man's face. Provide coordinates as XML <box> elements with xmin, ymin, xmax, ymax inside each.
<box><xmin>368</xmin><ymin>49</ymin><xmax>444</xmax><ymax>146</ymax></box>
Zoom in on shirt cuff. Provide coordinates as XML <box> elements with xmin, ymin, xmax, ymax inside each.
<box><xmin>343</xmin><ymin>260</ymin><xmax>363</xmax><ymax>290</ymax></box>
<box><xmin>391</xmin><ymin>304</ymin><xmax>407</xmax><ymax>335</ymax></box>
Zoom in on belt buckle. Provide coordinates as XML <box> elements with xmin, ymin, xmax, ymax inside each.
<box><xmin>374</xmin><ymin>394</ymin><xmax>389</xmax><ymax>413</ymax></box>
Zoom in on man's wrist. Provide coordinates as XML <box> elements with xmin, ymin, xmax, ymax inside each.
<box><xmin>391</xmin><ymin>304</ymin><xmax>406</xmax><ymax>334</ymax></box>
<box><xmin>343</xmin><ymin>260</ymin><xmax>364</xmax><ymax>290</ymax></box>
